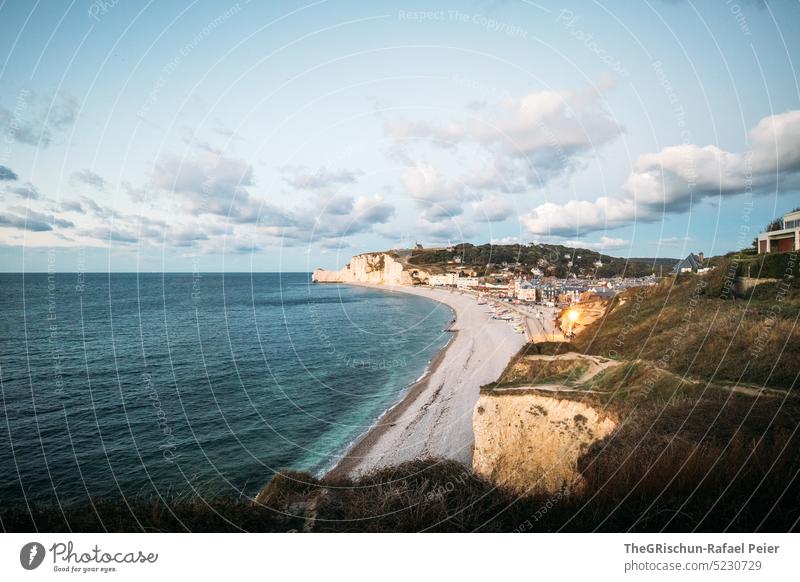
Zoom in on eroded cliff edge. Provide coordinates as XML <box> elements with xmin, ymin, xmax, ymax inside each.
<box><xmin>472</xmin><ymin>353</ymin><xmax>618</xmax><ymax>494</ymax></box>
<box><xmin>311</xmin><ymin>251</ymin><xmax>430</xmax><ymax>286</ymax></box>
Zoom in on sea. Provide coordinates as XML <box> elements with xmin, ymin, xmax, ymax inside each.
<box><xmin>0</xmin><ymin>272</ymin><xmax>453</xmax><ymax>506</ymax></box>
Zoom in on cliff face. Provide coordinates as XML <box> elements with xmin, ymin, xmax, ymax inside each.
<box><xmin>472</xmin><ymin>392</ymin><xmax>616</xmax><ymax>495</ymax></box>
<box><xmin>556</xmin><ymin>292</ymin><xmax>609</xmax><ymax>336</ymax></box>
<box><xmin>312</xmin><ymin>252</ymin><xmax>429</xmax><ymax>286</ymax></box>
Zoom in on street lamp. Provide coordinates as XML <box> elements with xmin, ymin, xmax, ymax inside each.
<box><xmin>565</xmin><ymin>308</ymin><xmax>579</xmax><ymax>338</ymax></box>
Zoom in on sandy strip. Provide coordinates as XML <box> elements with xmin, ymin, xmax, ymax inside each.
<box><xmin>328</xmin><ymin>283</ymin><xmax>530</xmax><ymax>478</ymax></box>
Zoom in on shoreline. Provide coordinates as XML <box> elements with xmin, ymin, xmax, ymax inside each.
<box><xmin>326</xmin><ymin>329</ymin><xmax>457</xmax><ymax>479</ymax></box>
<box><xmin>325</xmin><ymin>282</ymin><xmax>529</xmax><ymax>478</ymax></box>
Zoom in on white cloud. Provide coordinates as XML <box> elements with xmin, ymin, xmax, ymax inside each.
<box><xmin>388</xmin><ymin>80</ymin><xmax>622</xmax><ymax>193</ymax></box>
<box><xmin>152</xmin><ymin>152</ymin><xmax>258</xmax><ymax>222</ymax></box>
<box><xmin>564</xmin><ymin>235</ymin><xmax>629</xmax><ymax>251</ymax></box>
<box><xmin>71</xmin><ymin>169</ymin><xmax>106</xmax><ymax>189</ymax></box>
<box><xmin>417</xmin><ymin>216</ymin><xmax>477</xmax><ymax>243</ymax></box>
<box><xmin>522</xmin><ymin>110</ymin><xmax>800</xmax><ymax>236</ymax></box>
<box><xmin>400</xmin><ymin>162</ymin><xmax>460</xmax><ymax>203</ymax></box>
<box><xmin>657</xmin><ymin>235</ymin><xmax>695</xmax><ymax>247</ymax></box>
<box><xmin>490</xmin><ymin>235</ymin><xmax>520</xmax><ymax>245</ymax></box>
<box><xmin>0</xmin><ymin>91</ymin><xmax>77</xmax><ymax>148</ymax></box>
<box><xmin>8</xmin><ymin>182</ymin><xmax>41</xmax><ymax>200</ymax></box>
<box><xmin>352</xmin><ymin>195</ymin><xmax>394</xmax><ymax>224</ymax></box>
<box><xmin>471</xmin><ymin>196</ymin><xmax>514</xmax><ymax>223</ymax></box>
<box><xmin>282</xmin><ymin>166</ymin><xmax>363</xmax><ymax>190</ymax></box>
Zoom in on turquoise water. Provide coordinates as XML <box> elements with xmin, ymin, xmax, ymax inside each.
<box><xmin>0</xmin><ymin>273</ymin><xmax>452</xmax><ymax>506</ymax></box>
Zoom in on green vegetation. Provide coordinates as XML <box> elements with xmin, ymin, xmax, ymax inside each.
<box><xmin>709</xmin><ymin>251</ymin><xmax>798</xmax><ymax>280</ymax></box>
<box><xmin>404</xmin><ymin>242</ymin><xmax>667</xmax><ymax>278</ymax></box>
<box><xmin>487</xmin><ymin>351</ymin><xmax>589</xmax><ymax>389</ymax></box>
<box><xmin>567</xmin><ymin>274</ymin><xmax>800</xmax><ymax>389</ymax></box>
<box><xmin>484</xmin><ymin>347</ymin><xmax>713</xmax><ymax>412</ymax></box>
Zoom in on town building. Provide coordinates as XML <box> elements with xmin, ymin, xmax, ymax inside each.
<box><xmin>671</xmin><ymin>252</ymin><xmax>705</xmax><ymax>274</ymax></box>
<box><xmin>514</xmin><ymin>279</ymin><xmax>537</xmax><ymax>301</ymax></box>
<box><xmin>455</xmin><ymin>277</ymin><xmax>480</xmax><ymax>289</ymax></box>
<box><xmin>757</xmin><ymin>209</ymin><xmax>800</xmax><ymax>254</ymax></box>
<box><xmin>429</xmin><ymin>273</ymin><xmax>457</xmax><ymax>286</ymax></box>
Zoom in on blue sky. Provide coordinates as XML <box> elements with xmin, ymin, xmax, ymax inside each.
<box><xmin>0</xmin><ymin>0</ymin><xmax>798</xmax><ymax>271</ymax></box>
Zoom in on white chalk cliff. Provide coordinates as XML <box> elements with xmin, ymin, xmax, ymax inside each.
<box><xmin>312</xmin><ymin>252</ymin><xmax>429</xmax><ymax>286</ymax></box>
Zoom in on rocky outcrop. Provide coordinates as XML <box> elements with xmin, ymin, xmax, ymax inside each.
<box><xmin>556</xmin><ymin>292</ymin><xmax>609</xmax><ymax>336</ymax></box>
<box><xmin>472</xmin><ymin>392</ymin><xmax>616</xmax><ymax>495</ymax></box>
<box><xmin>312</xmin><ymin>252</ymin><xmax>429</xmax><ymax>286</ymax></box>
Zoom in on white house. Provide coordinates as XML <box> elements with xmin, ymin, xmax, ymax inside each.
<box><xmin>757</xmin><ymin>209</ymin><xmax>800</xmax><ymax>254</ymax></box>
<box><xmin>455</xmin><ymin>277</ymin><xmax>480</xmax><ymax>289</ymax></box>
<box><xmin>514</xmin><ymin>280</ymin><xmax>537</xmax><ymax>301</ymax></box>
<box><xmin>429</xmin><ymin>273</ymin><xmax>457</xmax><ymax>286</ymax></box>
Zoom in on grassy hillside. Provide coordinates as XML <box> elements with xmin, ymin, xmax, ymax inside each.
<box><xmin>565</xmin><ymin>271</ymin><xmax>800</xmax><ymax>389</ymax></box>
<box><xmin>402</xmin><ymin>242</ymin><xmax>670</xmax><ymax>278</ymax></box>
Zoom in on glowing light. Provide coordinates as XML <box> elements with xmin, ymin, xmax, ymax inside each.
<box><xmin>567</xmin><ymin>309</ymin><xmax>579</xmax><ymax>322</ymax></box>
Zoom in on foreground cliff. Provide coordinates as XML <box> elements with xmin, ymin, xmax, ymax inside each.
<box><xmin>472</xmin><ymin>353</ymin><xmax>618</xmax><ymax>494</ymax></box>
<box><xmin>312</xmin><ymin>252</ymin><xmax>429</xmax><ymax>286</ymax></box>
<box><xmin>473</xmin><ymin>392</ymin><xmax>616</xmax><ymax>495</ymax></box>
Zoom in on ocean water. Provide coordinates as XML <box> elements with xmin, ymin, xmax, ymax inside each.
<box><xmin>0</xmin><ymin>273</ymin><xmax>452</xmax><ymax>506</ymax></box>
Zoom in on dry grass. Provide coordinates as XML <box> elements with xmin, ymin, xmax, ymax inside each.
<box><xmin>571</xmin><ymin>275</ymin><xmax>800</xmax><ymax>389</ymax></box>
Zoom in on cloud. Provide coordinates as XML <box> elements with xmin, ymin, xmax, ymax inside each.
<box><xmin>152</xmin><ymin>152</ymin><xmax>258</xmax><ymax>222</ymax></box>
<box><xmin>472</xmin><ymin>196</ymin><xmax>514</xmax><ymax>223</ymax></box>
<box><xmin>0</xmin><ymin>213</ymin><xmax>53</xmax><ymax>231</ymax></box>
<box><xmin>71</xmin><ymin>169</ymin><xmax>106</xmax><ymax>189</ymax></box>
<box><xmin>211</xmin><ymin>118</ymin><xmax>248</xmax><ymax>143</ymax></box>
<box><xmin>315</xmin><ymin>192</ymin><xmax>354</xmax><ymax>215</ymax></box>
<box><xmin>80</xmin><ymin>226</ymin><xmax>138</xmax><ymax>243</ymax></box>
<box><xmin>522</xmin><ymin>110</ymin><xmax>800</xmax><ymax>236</ymax></box>
<box><xmin>387</xmin><ymin>81</ymin><xmax>622</xmax><ymax>192</ymax></box>
<box><xmin>319</xmin><ymin>239</ymin><xmax>352</xmax><ymax>250</ymax></box>
<box><xmin>61</xmin><ymin>199</ymin><xmax>84</xmax><ymax>212</ymax></box>
<box><xmin>282</xmin><ymin>166</ymin><xmax>363</xmax><ymax>190</ymax></box>
<box><xmin>8</xmin><ymin>182</ymin><xmax>41</xmax><ymax>200</ymax></box>
<box><xmin>399</xmin><ymin>162</ymin><xmax>470</xmax><ymax>222</ymax></box>
<box><xmin>25</xmin><ymin>209</ymin><xmax>73</xmax><ymax>229</ymax></box>
<box><xmin>389</xmin><ymin>83</ymin><xmax>624</xmax><ymax>242</ymax></box>
<box><xmin>57</xmin><ymin>153</ymin><xmax>395</xmax><ymax>252</ymax></box>
<box><xmin>490</xmin><ymin>235</ymin><xmax>520</xmax><ymax>245</ymax></box>
<box><xmin>418</xmin><ymin>216</ymin><xmax>477</xmax><ymax>243</ymax></box>
<box><xmin>352</xmin><ymin>195</ymin><xmax>394</xmax><ymax>224</ymax></box>
<box><xmin>400</xmin><ymin>163</ymin><xmax>455</xmax><ymax>203</ymax></box>
<box><xmin>265</xmin><ymin>194</ymin><xmax>395</xmax><ymax>244</ymax></box>
<box><xmin>0</xmin><ymin>209</ymin><xmax>73</xmax><ymax>232</ymax></box>
<box><xmin>122</xmin><ymin>181</ymin><xmax>148</xmax><ymax>202</ymax></box>
<box><xmin>658</xmin><ymin>235</ymin><xmax>695</xmax><ymax>247</ymax></box>
<box><xmin>564</xmin><ymin>235</ymin><xmax>630</xmax><ymax>251</ymax></box>
<box><xmin>0</xmin><ymin>91</ymin><xmax>77</xmax><ymax>147</ymax></box>
<box><xmin>0</xmin><ymin>165</ymin><xmax>18</xmax><ymax>181</ymax></box>
<box><xmin>170</xmin><ymin>227</ymin><xmax>209</xmax><ymax>247</ymax></box>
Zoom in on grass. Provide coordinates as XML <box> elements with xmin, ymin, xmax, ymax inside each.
<box><xmin>569</xmin><ymin>274</ymin><xmax>800</xmax><ymax>390</ymax></box>
<box><xmin>485</xmin><ymin>351</ymin><xmax>590</xmax><ymax>390</ymax></box>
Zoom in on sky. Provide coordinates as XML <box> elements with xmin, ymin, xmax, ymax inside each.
<box><xmin>0</xmin><ymin>0</ymin><xmax>798</xmax><ymax>272</ymax></box>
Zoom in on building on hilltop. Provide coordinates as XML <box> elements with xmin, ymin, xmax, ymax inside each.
<box><xmin>756</xmin><ymin>209</ymin><xmax>800</xmax><ymax>254</ymax></box>
<box><xmin>671</xmin><ymin>252</ymin><xmax>705</xmax><ymax>274</ymax></box>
